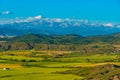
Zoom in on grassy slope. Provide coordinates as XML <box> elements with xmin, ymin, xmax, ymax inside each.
<box><xmin>0</xmin><ymin>67</ymin><xmax>82</xmax><ymax>80</ymax></box>
<box><xmin>0</xmin><ymin>50</ymin><xmax>120</xmax><ymax>80</ymax></box>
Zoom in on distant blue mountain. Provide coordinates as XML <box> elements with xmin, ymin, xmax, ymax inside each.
<box><xmin>0</xmin><ymin>18</ymin><xmax>120</xmax><ymax>37</ymax></box>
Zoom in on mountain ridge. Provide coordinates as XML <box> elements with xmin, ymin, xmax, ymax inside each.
<box><xmin>1</xmin><ymin>32</ymin><xmax>120</xmax><ymax>44</ymax></box>
<box><xmin>0</xmin><ymin>17</ymin><xmax>120</xmax><ymax>37</ymax></box>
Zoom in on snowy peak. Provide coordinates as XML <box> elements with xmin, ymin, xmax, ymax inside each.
<box><xmin>0</xmin><ymin>16</ymin><xmax>120</xmax><ymax>36</ymax></box>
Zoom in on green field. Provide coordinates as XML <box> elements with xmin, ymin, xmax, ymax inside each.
<box><xmin>0</xmin><ymin>67</ymin><xmax>82</xmax><ymax>80</ymax></box>
<box><xmin>0</xmin><ymin>50</ymin><xmax>120</xmax><ymax>80</ymax></box>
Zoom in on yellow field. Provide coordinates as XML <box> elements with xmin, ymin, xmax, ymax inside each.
<box><xmin>0</xmin><ymin>64</ymin><xmax>22</xmax><ymax>68</ymax></box>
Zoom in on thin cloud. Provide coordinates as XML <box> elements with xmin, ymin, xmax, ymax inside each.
<box><xmin>1</xmin><ymin>11</ymin><xmax>10</xmax><ymax>15</ymax></box>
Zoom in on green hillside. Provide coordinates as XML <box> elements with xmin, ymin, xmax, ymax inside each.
<box><xmin>0</xmin><ymin>33</ymin><xmax>120</xmax><ymax>54</ymax></box>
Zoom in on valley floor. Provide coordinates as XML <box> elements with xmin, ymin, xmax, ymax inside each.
<box><xmin>0</xmin><ymin>50</ymin><xmax>120</xmax><ymax>80</ymax></box>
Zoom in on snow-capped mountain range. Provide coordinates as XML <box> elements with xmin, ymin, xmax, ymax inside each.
<box><xmin>0</xmin><ymin>15</ymin><xmax>120</xmax><ymax>37</ymax></box>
